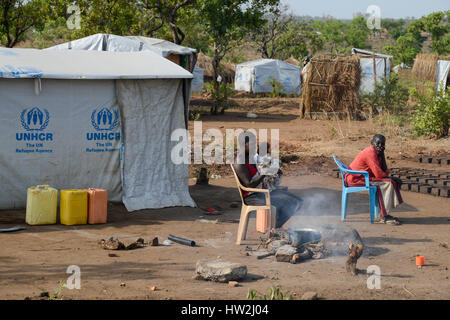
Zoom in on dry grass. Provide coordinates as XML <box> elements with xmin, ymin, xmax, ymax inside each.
<box><xmin>412</xmin><ymin>53</ymin><xmax>450</xmax><ymax>82</ymax></box>
<box><xmin>300</xmin><ymin>54</ymin><xmax>361</xmax><ymax>119</ymax></box>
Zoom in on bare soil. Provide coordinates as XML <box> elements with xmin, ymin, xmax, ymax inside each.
<box><xmin>1</xmin><ymin>99</ymin><xmax>449</xmax><ymax>300</ymax></box>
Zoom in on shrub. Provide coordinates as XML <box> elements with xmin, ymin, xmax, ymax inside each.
<box><xmin>266</xmin><ymin>77</ymin><xmax>285</xmax><ymax>97</ymax></box>
<box><xmin>360</xmin><ymin>73</ymin><xmax>409</xmax><ymax>115</ymax></box>
<box><xmin>204</xmin><ymin>81</ymin><xmax>234</xmax><ymax>114</ymax></box>
<box><xmin>411</xmin><ymin>83</ymin><xmax>449</xmax><ymax>138</ymax></box>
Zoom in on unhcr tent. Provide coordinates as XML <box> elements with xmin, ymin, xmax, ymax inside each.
<box><xmin>191</xmin><ymin>66</ymin><xmax>204</xmax><ymax>93</ymax></box>
<box><xmin>235</xmin><ymin>59</ymin><xmax>301</xmax><ymax>94</ymax></box>
<box><xmin>0</xmin><ymin>47</ymin><xmax>195</xmax><ymax>211</ymax></box>
<box><xmin>46</xmin><ymin>33</ymin><xmax>197</xmax><ymax>72</ymax></box>
<box><xmin>436</xmin><ymin>60</ymin><xmax>450</xmax><ymax>91</ymax></box>
<box><xmin>351</xmin><ymin>48</ymin><xmax>392</xmax><ymax>93</ymax></box>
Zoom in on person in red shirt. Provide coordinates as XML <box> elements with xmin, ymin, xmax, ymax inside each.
<box><xmin>345</xmin><ymin>134</ymin><xmax>403</xmax><ymax>225</ymax></box>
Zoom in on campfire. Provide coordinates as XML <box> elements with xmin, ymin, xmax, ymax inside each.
<box><xmin>261</xmin><ymin>225</ymin><xmax>364</xmax><ymax>275</ymax></box>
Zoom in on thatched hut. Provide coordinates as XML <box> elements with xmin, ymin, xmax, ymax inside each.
<box><xmin>285</xmin><ymin>56</ymin><xmax>300</xmax><ymax>66</ymax></box>
<box><xmin>412</xmin><ymin>53</ymin><xmax>450</xmax><ymax>83</ymax></box>
<box><xmin>196</xmin><ymin>52</ymin><xmax>236</xmax><ymax>84</ymax></box>
<box><xmin>300</xmin><ymin>55</ymin><xmax>361</xmax><ymax>119</ymax></box>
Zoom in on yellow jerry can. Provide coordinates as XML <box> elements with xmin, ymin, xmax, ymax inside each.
<box><xmin>60</xmin><ymin>189</ymin><xmax>88</xmax><ymax>225</ymax></box>
<box><xmin>26</xmin><ymin>185</ymin><xmax>58</xmax><ymax>225</ymax></box>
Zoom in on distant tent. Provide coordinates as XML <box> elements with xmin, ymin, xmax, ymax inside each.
<box><xmin>191</xmin><ymin>66</ymin><xmax>204</xmax><ymax>93</ymax></box>
<box><xmin>412</xmin><ymin>54</ymin><xmax>450</xmax><ymax>91</ymax></box>
<box><xmin>47</xmin><ymin>33</ymin><xmax>197</xmax><ymax>72</ymax></box>
<box><xmin>436</xmin><ymin>60</ymin><xmax>450</xmax><ymax>91</ymax></box>
<box><xmin>235</xmin><ymin>59</ymin><xmax>301</xmax><ymax>94</ymax></box>
<box><xmin>0</xmin><ymin>47</ymin><xmax>195</xmax><ymax>211</ymax></box>
<box><xmin>351</xmin><ymin>48</ymin><xmax>392</xmax><ymax>93</ymax></box>
<box><xmin>285</xmin><ymin>56</ymin><xmax>300</xmax><ymax>66</ymax></box>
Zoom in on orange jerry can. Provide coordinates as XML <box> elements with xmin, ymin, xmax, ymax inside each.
<box><xmin>87</xmin><ymin>188</ymin><xmax>107</xmax><ymax>224</ymax></box>
<box><xmin>256</xmin><ymin>209</ymin><xmax>270</xmax><ymax>233</ymax></box>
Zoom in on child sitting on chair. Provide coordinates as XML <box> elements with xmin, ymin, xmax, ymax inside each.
<box><xmin>253</xmin><ymin>142</ymin><xmax>282</xmax><ymax>191</ymax></box>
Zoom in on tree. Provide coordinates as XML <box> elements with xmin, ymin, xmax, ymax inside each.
<box><xmin>199</xmin><ymin>0</ymin><xmax>279</xmax><ymax>114</ymax></box>
<box><xmin>140</xmin><ymin>0</ymin><xmax>196</xmax><ymax>44</ymax></box>
<box><xmin>0</xmin><ymin>0</ymin><xmax>46</xmax><ymax>47</ymax></box>
<box><xmin>384</xmin><ymin>34</ymin><xmax>421</xmax><ymax>65</ymax></box>
<box><xmin>251</xmin><ymin>3</ymin><xmax>292</xmax><ymax>59</ymax></box>
<box><xmin>314</xmin><ymin>19</ymin><xmax>346</xmax><ymax>54</ymax></box>
<box><xmin>343</xmin><ymin>16</ymin><xmax>370</xmax><ymax>50</ymax></box>
<box><xmin>381</xmin><ymin>18</ymin><xmax>407</xmax><ymax>40</ymax></box>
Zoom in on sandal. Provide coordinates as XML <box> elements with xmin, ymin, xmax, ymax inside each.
<box><xmin>375</xmin><ymin>216</ymin><xmax>401</xmax><ymax>225</ymax></box>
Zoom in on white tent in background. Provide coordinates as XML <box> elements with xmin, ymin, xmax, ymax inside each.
<box><xmin>235</xmin><ymin>59</ymin><xmax>301</xmax><ymax>94</ymax></box>
<box><xmin>351</xmin><ymin>48</ymin><xmax>393</xmax><ymax>93</ymax></box>
<box><xmin>0</xmin><ymin>47</ymin><xmax>195</xmax><ymax>211</ymax></box>
<box><xmin>46</xmin><ymin>33</ymin><xmax>197</xmax><ymax>72</ymax></box>
<box><xmin>436</xmin><ymin>60</ymin><xmax>450</xmax><ymax>91</ymax></box>
<box><xmin>191</xmin><ymin>66</ymin><xmax>204</xmax><ymax>93</ymax></box>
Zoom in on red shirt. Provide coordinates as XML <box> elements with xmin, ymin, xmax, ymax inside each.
<box><xmin>345</xmin><ymin>146</ymin><xmax>390</xmax><ymax>185</ymax></box>
<box><xmin>242</xmin><ymin>162</ymin><xmax>259</xmax><ymax>197</ymax></box>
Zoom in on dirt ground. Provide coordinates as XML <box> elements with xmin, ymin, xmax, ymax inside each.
<box><xmin>0</xmin><ymin>101</ymin><xmax>449</xmax><ymax>300</ymax></box>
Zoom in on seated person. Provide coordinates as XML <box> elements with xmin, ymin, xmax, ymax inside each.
<box><xmin>233</xmin><ymin>134</ymin><xmax>303</xmax><ymax>228</ymax></box>
<box><xmin>345</xmin><ymin>134</ymin><xmax>404</xmax><ymax>225</ymax></box>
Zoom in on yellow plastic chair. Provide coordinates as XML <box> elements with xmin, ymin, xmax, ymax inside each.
<box><xmin>230</xmin><ymin>165</ymin><xmax>276</xmax><ymax>245</ymax></box>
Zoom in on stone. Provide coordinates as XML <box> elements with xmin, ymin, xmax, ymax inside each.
<box><xmin>151</xmin><ymin>237</ymin><xmax>159</xmax><ymax>246</ymax></box>
<box><xmin>301</xmin><ymin>292</ymin><xmax>318</xmax><ymax>300</ymax></box>
<box><xmin>275</xmin><ymin>245</ymin><xmax>298</xmax><ymax>262</ymax></box>
<box><xmin>228</xmin><ymin>281</ymin><xmax>239</xmax><ymax>287</ymax></box>
<box><xmin>267</xmin><ymin>240</ymin><xmax>289</xmax><ymax>254</ymax></box>
<box><xmin>195</xmin><ymin>259</ymin><xmax>247</xmax><ymax>283</ymax></box>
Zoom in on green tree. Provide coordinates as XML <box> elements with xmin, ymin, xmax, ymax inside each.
<box><xmin>0</xmin><ymin>0</ymin><xmax>47</xmax><ymax>47</ymax></box>
<box><xmin>139</xmin><ymin>0</ymin><xmax>196</xmax><ymax>44</ymax></box>
<box><xmin>411</xmin><ymin>83</ymin><xmax>449</xmax><ymax>138</ymax></box>
<box><xmin>199</xmin><ymin>0</ymin><xmax>279</xmax><ymax>114</ymax></box>
<box><xmin>343</xmin><ymin>16</ymin><xmax>370</xmax><ymax>50</ymax></box>
<box><xmin>384</xmin><ymin>34</ymin><xmax>421</xmax><ymax>65</ymax></box>
<box><xmin>382</xmin><ymin>18</ymin><xmax>407</xmax><ymax>40</ymax></box>
<box><xmin>314</xmin><ymin>18</ymin><xmax>346</xmax><ymax>54</ymax></box>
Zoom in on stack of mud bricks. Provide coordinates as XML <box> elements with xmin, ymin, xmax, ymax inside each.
<box><xmin>330</xmin><ymin>162</ymin><xmax>449</xmax><ymax>198</ymax></box>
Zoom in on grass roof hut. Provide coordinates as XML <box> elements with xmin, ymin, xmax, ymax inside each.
<box><xmin>196</xmin><ymin>52</ymin><xmax>236</xmax><ymax>84</ymax></box>
<box><xmin>412</xmin><ymin>53</ymin><xmax>450</xmax><ymax>82</ymax></box>
<box><xmin>300</xmin><ymin>54</ymin><xmax>361</xmax><ymax>119</ymax></box>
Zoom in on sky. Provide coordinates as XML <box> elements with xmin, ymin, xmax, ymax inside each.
<box><xmin>282</xmin><ymin>0</ymin><xmax>449</xmax><ymax>19</ymax></box>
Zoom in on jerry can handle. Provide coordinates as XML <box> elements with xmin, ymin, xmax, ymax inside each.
<box><xmin>36</xmin><ymin>185</ymin><xmax>49</xmax><ymax>189</ymax></box>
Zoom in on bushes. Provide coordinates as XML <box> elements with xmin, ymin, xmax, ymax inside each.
<box><xmin>360</xmin><ymin>73</ymin><xmax>409</xmax><ymax>115</ymax></box>
<box><xmin>204</xmin><ymin>81</ymin><xmax>234</xmax><ymax>114</ymax></box>
<box><xmin>411</xmin><ymin>83</ymin><xmax>449</xmax><ymax>138</ymax></box>
<box><xmin>266</xmin><ymin>77</ymin><xmax>285</xmax><ymax>97</ymax></box>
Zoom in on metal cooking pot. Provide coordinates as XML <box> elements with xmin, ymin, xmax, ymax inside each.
<box><xmin>288</xmin><ymin>228</ymin><xmax>321</xmax><ymax>245</ymax></box>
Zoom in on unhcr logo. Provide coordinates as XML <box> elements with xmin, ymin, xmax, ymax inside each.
<box><xmin>20</xmin><ymin>107</ymin><xmax>50</xmax><ymax>131</ymax></box>
<box><xmin>87</xmin><ymin>107</ymin><xmax>120</xmax><ymax>141</ymax></box>
<box><xmin>16</xmin><ymin>107</ymin><xmax>53</xmax><ymax>142</ymax></box>
<box><xmin>91</xmin><ymin>108</ymin><xmax>119</xmax><ymax>131</ymax></box>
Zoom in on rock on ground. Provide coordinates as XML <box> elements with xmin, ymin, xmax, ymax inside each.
<box><xmin>267</xmin><ymin>240</ymin><xmax>289</xmax><ymax>255</ymax></box>
<box><xmin>275</xmin><ymin>245</ymin><xmax>298</xmax><ymax>262</ymax></box>
<box><xmin>195</xmin><ymin>259</ymin><xmax>247</xmax><ymax>283</ymax></box>
<box><xmin>301</xmin><ymin>292</ymin><xmax>318</xmax><ymax>300</ymax></box>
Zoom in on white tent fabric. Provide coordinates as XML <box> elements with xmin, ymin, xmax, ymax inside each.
<box><xmin>0</xmin><ymin>47</ymin><xmax>195</xmax><ymax>210</ymax></box>
<box><xmin>117</xmin><ymin>79</ymin><xmax>195</xmax><ymax>210</ymax></box>
<box><xmin>126</xmin><ymin>36</ymin><xmax>197</xmax><ymax>58</ymax></box>
<box><xmin>191</xmin><ymin>66</ymin><xmax>204</xmax><ymax>92</ymax></box>
<box><xmin>46</xmin><ymin>34</ymin><xmax>196</xmax><ymax>57</ymax></box>
<box><xmin>1</xmin><ymin>47</ymin><xmax>193</xmax><ymax>79</ymax></box>
<box><xmin>352</xmin><ymin>48</ymin><xmax>392</xmax><ymax>93</ymax></box>
<box><xmin>436</xmin><ymin>60</ymin><xmax>450</xmax><ymax>91</ymax></box>
<box><xmin>359</xmin><ymin>57</ymin><xmax>391</xmax><ymax>92</ymax></box>
<box><xmin>235</xmin><ymin>59</ymin><xmax>301</xmax><ymax>94</ymax></box>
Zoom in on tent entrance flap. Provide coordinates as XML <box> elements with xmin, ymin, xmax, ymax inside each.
<box><xmin>116</xmin><ymin>79</ymin><xmax>195</xmax><ymax>211</ymax></box>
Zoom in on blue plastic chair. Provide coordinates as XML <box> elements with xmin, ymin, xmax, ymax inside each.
<box><xmin>333</xmin><ymin>156</ymin><xmax>379</xmax><ymax>223</ymax></box>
